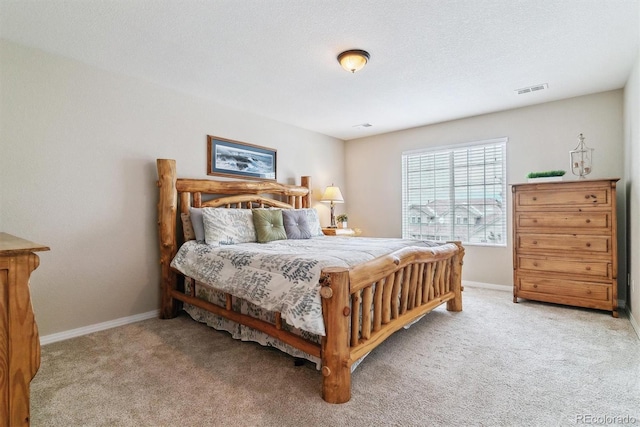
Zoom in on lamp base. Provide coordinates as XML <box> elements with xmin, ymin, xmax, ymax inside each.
<box><xmin>329</xmin><ymin>203</ymin><xmax>337</xmax><ymax>228</ymax></box>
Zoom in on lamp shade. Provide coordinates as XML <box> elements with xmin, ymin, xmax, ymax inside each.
<box><xmin>321</xmin><ymin>184</ymin><xmax>344</xmax><ymax>228</ymax></box>
<box><xmin>337</xmin><ymin>50</ymin><xmax>370</xmax><ymax>73</ymax></box>
<box><xmin>321</xmin><ymin>185</ymin><xmax>344</xmax><ymax>203</ymax></box>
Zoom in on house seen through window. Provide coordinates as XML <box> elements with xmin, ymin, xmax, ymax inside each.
<box><xmin>401</xmin><ymin>137</ymin><xmax>507</xmax><ymax>246</ymax></box>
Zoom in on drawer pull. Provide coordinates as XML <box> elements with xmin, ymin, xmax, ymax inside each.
<box><xmin>532</xmin><ymin>241</ymin><xmax>538</xmax><ymax>245</ymax></box>
<box><xmin>586</xmin><ymin>289</ymin><xmax>592</xmax><ymax>294</ymax></box>
<box><xmin>585</xmin><ymin>266</ymin><xmax>591</xmax><ymax>271</ymax></box>
<box><xmin>585</xmin><ymin>219</ymin><xmax>591</xmax><ymax>223</ymax></box>
<box><xmin>533</xmin><ymin>284</ymin><xmax>538</xmax><ymax>288</ymax></box>
<box><xmin>586</xmin><ymin>243</ymin><xmax>591</xmax><ymax>248</ymax></box>
<box><xmin>532</xmin><ymin>219</ymin><xmax>538</xmax><ymax>223</ymax></box>
<box><xmin>532</xmin><ymin>197</ymin><xmax>537</xmax><ymax>201</ymax></box>
<box><xmin>533</xmin><ymin>262</ymin><xmax>539</xmax><ymax>267</ymax></box>
<box><xmin>585</xmin><ymin>195</ymin><xmax>590</xmax><ymax>199</ymax></box>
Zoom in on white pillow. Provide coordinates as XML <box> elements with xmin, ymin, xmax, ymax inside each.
<box><xmin>299</xmin><ymin>208</ymin><xmax>323</xmax><ymax>237</ymax></box>
<box><xmin>202</xmin><ymin>208</ymin><xmax>257</xmax><ymax>246</ymax></box>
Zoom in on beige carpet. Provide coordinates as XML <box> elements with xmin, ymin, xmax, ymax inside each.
<box><xmin>31</xmin><ymin>287</ymin><xmax>640</xmax><ymax>426</ymax></box>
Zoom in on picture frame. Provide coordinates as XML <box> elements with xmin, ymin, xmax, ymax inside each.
<box><xmin>207</xmin><ymin>135</ymin><xmax>277</xmax><ymax>181</ymax></box>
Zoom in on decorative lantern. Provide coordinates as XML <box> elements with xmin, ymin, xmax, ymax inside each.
<box><xmin>570</xmin><ymin>133</ymin><xmax>593</xmax><ymax>179</ymax></box>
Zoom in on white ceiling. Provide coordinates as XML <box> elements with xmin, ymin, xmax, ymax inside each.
<box><xmin>1</xmin><ymin>1</ymin><xmax>639</xmax><ymax>140</ymax></box>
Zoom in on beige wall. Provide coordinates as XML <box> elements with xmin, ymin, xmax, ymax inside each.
<box><xmin>345</xmin><ymin>91</ymin><xmax>625</xmax><ymax>295</ymax></box>
<box><xmin>624</xmin><ymin>50</ymin><xmax>639</xmax><ymax>328</ymax></box>
<box><xmin>0</xmin><ymin>40</ymin><xmax>344</xmax><ymax>336</ymax></box>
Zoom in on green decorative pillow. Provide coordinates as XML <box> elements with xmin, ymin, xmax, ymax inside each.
<box><xmin>252</xmin><ymin>209</ymin><xmax>287</xmax><ymax>243</ymax></box>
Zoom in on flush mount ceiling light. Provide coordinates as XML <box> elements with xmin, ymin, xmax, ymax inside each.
<box><xmin>337</xmin><ymin>49</ymin><xmax>370</xmax><ymax>73</ymax></box>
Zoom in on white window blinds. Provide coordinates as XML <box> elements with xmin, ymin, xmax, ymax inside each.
<box><xmin>401</xmin><ymin>138</ymin><xmax>507</xmax><ymax>246</ymax></box>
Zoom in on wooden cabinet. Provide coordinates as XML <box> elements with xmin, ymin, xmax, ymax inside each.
<box><xmin>512</xmin><ymin>179</ymin><xmax>619</xmax><ymax>317</ymax></box>
<box><xmin>0</xmin><ymin>233</ymin><xmax>49</xmax><ymax>426</ymax></box>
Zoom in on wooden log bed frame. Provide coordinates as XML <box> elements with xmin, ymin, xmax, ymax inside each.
<box><xmin>156</xmin><ymin>159</ymin><xmax>465</xmax><ymax>404</ymax></box>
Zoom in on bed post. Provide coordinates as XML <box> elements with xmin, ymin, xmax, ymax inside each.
<box><xmin>300</xmin><ymin>176</ymin><xmax>310</xmax><ymax>208</ymax></box>
<box><xmin>446</xmin><ymin>241</ymin><xmax>465</xmax><ymax>312</ymax></box>
<box><xmin>320</xmin><ymin>267</ymin><xmax>351</xmax><ymax>404</ymax></box>
<box><xmin>156</xmin><ymin>159</ymin><xmax>179</xmax><ymax>319</ymax></box>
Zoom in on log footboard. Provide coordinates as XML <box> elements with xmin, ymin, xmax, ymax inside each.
<box><xmin>319</xmin><ymin>243</ymin><xmax>464</xmax><ymax>403</ymax></box>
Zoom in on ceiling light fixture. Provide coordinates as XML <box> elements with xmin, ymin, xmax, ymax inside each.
<box><xmin>337</xmin><ymin>49</ymin><xmax>370</xmax><ymax>73</ymax></box>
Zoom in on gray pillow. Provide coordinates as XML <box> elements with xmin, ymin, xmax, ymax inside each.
<box><xmin>282</xmin><ymin>210</ymin><xmax>312</xmax><ymax>239</ymax></box>
<box><xmin>190</xmin><ymin>208</ymin><xmax>206</xmax><ymax>242</ymax></box>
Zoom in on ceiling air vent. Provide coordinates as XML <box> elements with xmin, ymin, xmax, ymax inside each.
<box><xmin>352</xmin><ymin>123</ymin><xmax>373</xmax><ymax>128</ymax></box>
<box><xmin>515</xmin><ymin>83</ymin><xmax>548</xmax><ymax>95</ymax></box>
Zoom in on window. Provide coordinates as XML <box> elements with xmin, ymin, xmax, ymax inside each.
<box><xmin>401</xmin><ymin>137</ymin><xmax>507</xmax><ymax>246</ymax></box>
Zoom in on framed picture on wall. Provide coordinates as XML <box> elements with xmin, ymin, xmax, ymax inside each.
<box><xmin>207</xmin><ymin>135</ymin><xmax>277</xmax><ymax>181</ymax></box>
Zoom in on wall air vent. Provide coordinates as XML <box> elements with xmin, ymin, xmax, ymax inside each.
<box><xmin>515</xmin><ymin>83</ymin><xmax>548</xmax><ymax>95</ymax></box>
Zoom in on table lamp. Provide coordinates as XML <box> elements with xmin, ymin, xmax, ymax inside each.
<box><xmin>321</xmin><ymin>184</ymin><xmax>344</xmax><ymax>228</ymax></box>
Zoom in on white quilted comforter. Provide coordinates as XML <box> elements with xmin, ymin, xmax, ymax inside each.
<box><xmin>171</xmin><ymin>236</ymin><xmax>443</xmax><ymax>335</ymax></box>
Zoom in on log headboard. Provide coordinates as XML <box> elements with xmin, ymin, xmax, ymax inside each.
<box><xmin>156</xmin><ymin>158</ymin><xmax>312</xmax><ymax>317</ymax></box>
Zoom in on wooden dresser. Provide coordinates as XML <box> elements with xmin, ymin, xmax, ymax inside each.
<box><xmin>0</xmin><ymin>233</ymin><xmax>49</xmax><ymax>426</ymax></box>
<box><xmin>512</xmin><ymin>179</ymin><xmax>619</xmax><ymax>317</ymax></box>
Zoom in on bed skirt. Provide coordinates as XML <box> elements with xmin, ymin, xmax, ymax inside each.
<box><xmin>182</xmin><ymin>278</ymin><xmax>386</xmax><ymax>372</ymax></box>
<box><xmin>184</xmin><ymin>278</ymin><xmax>322</xmax><ymax>367</ymax></box>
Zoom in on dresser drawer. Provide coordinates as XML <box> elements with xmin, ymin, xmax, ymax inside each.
<box><xmin>515</xmin><ymin>187</ymin><xmax>611</xmax><ymax>208</ymax></box>
<box><xmin>516</xmin><ymin>212</ymin><xmax>611</xmax><ymax>229</ymax></box>
<box><xmin>518</xmin><ymin>234</ymin><xmax>610</xmax><ymax>253</ymax></box>
<box><xmin>517</xmin><ymin>256</ymin><xmax>610</xmax><ymax>279</ymax></box>
<box><xmin>517</xmin><ymin>276</ymin><xmax>611</xmax><ymax>303</ymax></box>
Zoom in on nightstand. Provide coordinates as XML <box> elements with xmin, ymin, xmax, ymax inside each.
<box><xmin>322</xmin><ymin>228</ymin><xmax>357</xmax><ymax>237</ymax></box>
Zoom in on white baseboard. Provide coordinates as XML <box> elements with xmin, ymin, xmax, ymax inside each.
<box><xmin>463</xmin><ymin>280</ymin><xmax>511</xmax><ymax>292</ymax></box>
<box><xmin>628</xmin><ymin>309</ymin><xmax>640</xmax><ymax>340</ymax></box>
<box><xmin>40</xmin><ymin>310</ymin><xmax>159</xmax><ymax>346</ymax></box>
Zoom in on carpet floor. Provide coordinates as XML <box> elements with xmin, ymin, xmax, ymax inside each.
<box><xmin>30</xmin><ymin>287</ymin><xmax>640</xmax><ymax>426</ymax></box>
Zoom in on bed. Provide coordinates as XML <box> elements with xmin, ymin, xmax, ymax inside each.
<box><xmin>156</xmin><ymin>158</ymin><xmax>465</xmax><ymax>403</ymax></box>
